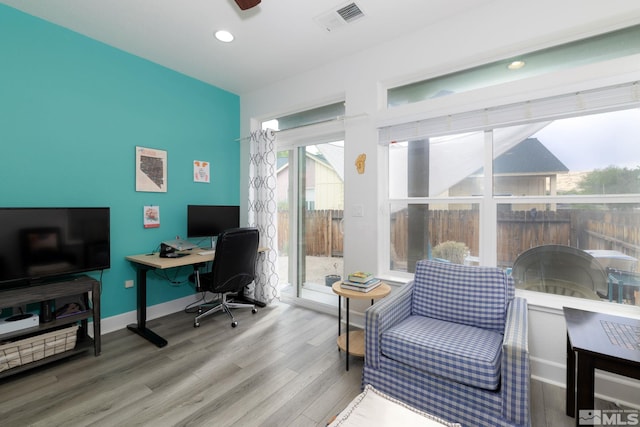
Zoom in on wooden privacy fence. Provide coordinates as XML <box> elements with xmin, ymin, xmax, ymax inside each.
<box><xmin>277</xmin><ymin>210</ymin><xmax>344</xmax><ymax>257</ymax></box>
<box><xmin>497</xmin><ymin>210</ymin><xmax>572</xmax><ymax>267</ymax></box>
<box><xmin>279</xmin><ymin>208</ymin><xmax>640</xmax><ymax>266</ymax></box>
<box><xmin>580</xmin><ymin>210</ymin><xmax>640</xmax><ymax>254</ymax></box>
<box><xmin>391</xmin><ymin>208</ymin><xmax>640</xmax><ymax>267</ymax></box>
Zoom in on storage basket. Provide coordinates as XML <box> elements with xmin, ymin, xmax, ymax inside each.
<box><xmin>0</xmin><ymin>325</ymin><xmax>78</xmax><ymax>373</ymax></box>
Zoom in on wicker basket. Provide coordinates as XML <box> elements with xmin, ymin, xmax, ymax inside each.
<box><xmin>0</xmin><ymin>325</ymin><xmax>78</xmax><ymax>373</ymax></box>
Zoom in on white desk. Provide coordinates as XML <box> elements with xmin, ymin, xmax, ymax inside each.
<box><xmin>126</xmin><ymin>248</ymin><xmax>266</xmax><ymax>347</ymax></box>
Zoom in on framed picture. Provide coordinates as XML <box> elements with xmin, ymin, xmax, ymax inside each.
<box><xmin>143</xmin><ymin>205</ymin><xmax>160</xmax><ymax>228</ymax></box>
<box><xmin>136</xmin><ymin>146</ymin><xmax>167</xmax><ymax>192</ymax></box>
<box><xmin>193</xmin><ymin>160</ymin><xmax>210</xmax><ymax>183</ymax></box>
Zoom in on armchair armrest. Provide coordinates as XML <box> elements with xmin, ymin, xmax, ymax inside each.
<box><xmin>364</xmin><ymin>281</ymin><xmax>414</xmax><ymax>369</ymax></box>
<box><xmin>501</xmin><ymin>297</ymin><xmax>530</xmax><ymax>425</ymax></box>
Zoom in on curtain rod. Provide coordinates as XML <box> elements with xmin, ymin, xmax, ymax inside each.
<box><xmin>235</xmin><ymin>113</ymin><xmax>369</xmax><ymax>142</ymax></box>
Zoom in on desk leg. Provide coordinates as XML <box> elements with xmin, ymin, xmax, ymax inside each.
<box><xmin>576</xmin><ymin>352</ymin><xmax>595</xmax><ymax>427</ymax></box>
<box><xmin>127</xmin><ymin>266</ymin><xmax>168</xmax><ymax>348</ymax></box>
<box><xmin>566</xmin><ymin>334</ymin><xmax>575</xmax><ymax>417</ymax></box>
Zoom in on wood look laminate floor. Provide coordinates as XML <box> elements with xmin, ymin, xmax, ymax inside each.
<box><xmin>0</xmin><ymin>301</ymin><xmax>624</xmax><ymax>426</ymax></box>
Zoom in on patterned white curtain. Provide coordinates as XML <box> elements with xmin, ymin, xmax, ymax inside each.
<box><xmin>248</xmin><ymin>129</ymin><xmax>280</xmax><ymax>304</ymax></box>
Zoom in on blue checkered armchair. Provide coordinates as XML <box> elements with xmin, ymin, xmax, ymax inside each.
<box><xmin>363</xmin><ymin>260</ymin><xmax>530</xmax><ymax>427</ymax></box>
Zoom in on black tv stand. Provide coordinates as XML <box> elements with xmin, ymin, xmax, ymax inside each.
<box><xmin>0</xmin><ymin>275</ymin><xmax>101</xmax><ymax>379</ymax></box>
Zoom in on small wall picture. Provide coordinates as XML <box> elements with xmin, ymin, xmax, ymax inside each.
<box><xmin>194</xmin><ymin>160</ymin><xmax>210</xmax><ymax>183</ymax></box>
<box><xmin>144</xmin><ymin>205</ymin><xmax>160</xmax><ymax>228</ymax></box>
<box><xmin>136</xmin><ymin>146</ymin><xmax>167</xmax><ymax>192</ymax></box>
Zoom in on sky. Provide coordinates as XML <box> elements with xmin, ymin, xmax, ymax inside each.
<box><xmin>532</xmin><ymin>108</ymin><xmax>640</xmax><ymax>171</ymax></box>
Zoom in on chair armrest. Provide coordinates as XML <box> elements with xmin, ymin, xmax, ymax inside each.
<box><xmin>501</xmin><ymin>297</ymin><xmax>530</xmax><ymax>425</ymax></box>
<box><xmin>364</xmin><ymin>281</ymin><xmax>414</xmax><ymax>369</ymax></box>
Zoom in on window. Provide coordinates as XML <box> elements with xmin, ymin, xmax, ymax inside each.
<box><xmin>386</xmin><ymin>107</ymin><xmax>640</xmax><ymax>305</ymax></box>
<box><xmin>389</xmin><ymin>132</ymin><xmax>486</xmax><ymax>198</ymax></box>
<box><xmin>387</xmin><ymin>24</ymin><xmax>640</xmax><ymax>107</ymax></box>
<box><xmin>388</xmin><ymin>132</ymin><xmax>484</xmax><ymax>273</ymax></box>
<box><xmin>390</xmin><ymin>201</ymin><xmax>480</xmax><ymax>272</ymax></box>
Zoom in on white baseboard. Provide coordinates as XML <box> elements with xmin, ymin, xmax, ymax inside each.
<box><xmin>90</xmin><ymin>294</ymin><xmax>201</xmax><ymax>336</ymax></box>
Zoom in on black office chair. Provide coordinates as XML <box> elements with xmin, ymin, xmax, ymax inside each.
<box><xmin>193</xmin><ymin>227</ymin><xmax>259</xmax><ymax>328</ymax></box>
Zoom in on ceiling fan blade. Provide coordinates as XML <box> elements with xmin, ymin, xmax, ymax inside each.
<box><xmin>235</xmin><ymin>0</ymin><xmax>261</xmax><ymax>10</ymax></box>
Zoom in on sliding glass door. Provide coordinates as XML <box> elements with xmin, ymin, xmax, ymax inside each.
<box><xmin>277</xmin><ymin>140</ymin><xmax>344</xmax><ymax>305</ymax></box>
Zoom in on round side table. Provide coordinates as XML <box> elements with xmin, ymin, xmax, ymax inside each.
<box><xmin>331</xmin><ymin>281</ymin><xmax>391</xmax><ymax>371</ymax></box>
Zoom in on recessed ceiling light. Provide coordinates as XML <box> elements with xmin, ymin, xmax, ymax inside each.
<box><xmin>215</xmin><ymin>30</ymin><xmax>234</xmax><ymax>43</ymax></box>
<box><xmin>507</xmin><ymin>60</ymin><xmax>526</xmax><ymax>70</ymax></box>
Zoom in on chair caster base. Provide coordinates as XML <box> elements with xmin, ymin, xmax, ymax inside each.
<box><xmin>231</xmin><ymin>321</ymin><xmax>238</xmax><ymax>328</ymax></box>
<box><xmin>194</xmin><ymin>322</ymin><xmax>200</xmax><ymax>328</ymax></box>
<box><xmin>252</xmin><ymin>308</ymin><xmax>258</xmax><ymax>314</ymax></box>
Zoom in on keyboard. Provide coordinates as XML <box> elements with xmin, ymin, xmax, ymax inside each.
<box><xmin>197</xmin><ymin>250</ymin><xmax>215</xmax><ymax>256</ymax></box>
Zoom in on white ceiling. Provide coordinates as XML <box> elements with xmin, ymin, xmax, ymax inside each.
<box><xmin>1</xmin><ymin>0</ymin><xmax>495</xmax><ymax>95</ymax></box>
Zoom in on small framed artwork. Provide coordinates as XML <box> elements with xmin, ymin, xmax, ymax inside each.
<box><xmin>194</xmin><ymin>160</ymin><xmax>210</xmax><ymax>183</ymax></box>
<box><xmin>143</xmin><ymin>205</ymin><xmax>160</xmax><ymax>228</ymax></box>
<box><xmin>136</xmin><ymin>146</ymin><xmax>167</xmax><ymax>192</ymax></box>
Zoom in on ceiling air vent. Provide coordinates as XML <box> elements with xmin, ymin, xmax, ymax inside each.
<box><xmin>336</xmin><ymin>3</ymin><xmax>364</xmax><ymax>23</ymax></box>
<box><xmin>314</xmin><ymin>2</ymin><xmax>365</xmax><ymax>32</ymax></box>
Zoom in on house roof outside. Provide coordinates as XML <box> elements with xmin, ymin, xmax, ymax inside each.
<box><xmin>276</xmin><ymin>144</ymin><xmax>345</xmax><ymax>182</ymax></box>
<box><xmin>493</xmin><ymin>138</ymin><xmax>569</xmax><ymax>175</ymax></box>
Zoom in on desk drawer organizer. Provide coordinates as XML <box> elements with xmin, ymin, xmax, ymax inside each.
<box><xmin>0</xmin><ymin>325</ymin><xmax>78</xmax><ymax>372</ymax></box>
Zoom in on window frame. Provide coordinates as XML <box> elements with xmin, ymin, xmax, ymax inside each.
<box><xmin>380</xmin><ymin>101</ymin><xmax>640</xmax><ymax>300</ymax></box>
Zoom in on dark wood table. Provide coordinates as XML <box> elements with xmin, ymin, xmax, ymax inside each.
<box><xmin>564</xmin><ymin>307</ymin><xmax>640</xmax><ymax>426</ymax></box>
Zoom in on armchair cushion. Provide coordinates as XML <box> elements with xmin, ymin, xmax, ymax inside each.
<box><xmin>412</xmin><ymin>260</ymin><xmax>511</xmax><ymax>332</ymax></box>
<box><xmin>381</xmin><ymin>315</ymin><xmax>503</xmax><ymax>390</ymax></box>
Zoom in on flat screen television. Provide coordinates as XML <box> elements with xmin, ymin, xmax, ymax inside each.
<box><xmin>0</xmin><ymin>208</ymin><xmax>110</xmax><ymax>289</ymax></box>
<box><xmin>187</xmin><ymin>205</ymin><xmax>240</xmax><ymax>247</ymax></box>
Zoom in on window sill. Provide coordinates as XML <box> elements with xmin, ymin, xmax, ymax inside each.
<box><xmin>378</xmin><ymin>273</ymin><xmax>640</xmax><ymax>319</ymax></box>
<box><xmin>516</xmin><ymin>288</ymin><xmax>640</xmax><ymax>319</ymax></box>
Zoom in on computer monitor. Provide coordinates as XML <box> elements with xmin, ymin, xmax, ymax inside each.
<box><xmin>187</xmin><ymin>205</ymin><xmax>240</xmax><ymax>248</ymax></box>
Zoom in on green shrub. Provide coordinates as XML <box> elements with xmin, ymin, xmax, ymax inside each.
<box><xmin>432</xmin><ymin>241</ymin><xmax>469</xmax><ymax>264</ymax></box>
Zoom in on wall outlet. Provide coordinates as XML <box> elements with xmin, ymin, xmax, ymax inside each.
<box><xmin>125</xmin><ymin>280</ymin><xmax>134</xmax><ymax>288</ymax></box>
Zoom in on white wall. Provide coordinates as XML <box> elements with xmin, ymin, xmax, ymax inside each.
<box><xmin>240</xmin><ymin>0</ymin><xmax>640</xmax><ymax>406</ymax></box>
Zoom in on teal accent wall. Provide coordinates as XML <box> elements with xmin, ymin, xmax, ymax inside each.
<box><xmin>0</xmin><ymin>5</ymin><xmax>240</xmax><ymax>318</ymax></box>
